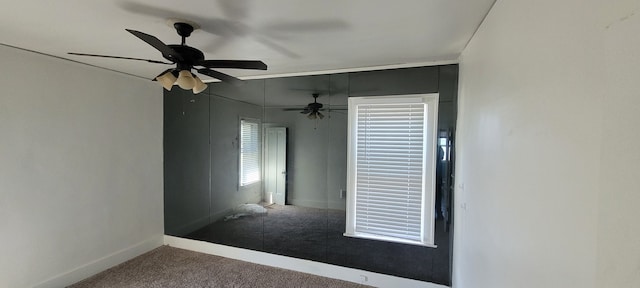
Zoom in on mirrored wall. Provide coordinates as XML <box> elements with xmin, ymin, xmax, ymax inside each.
<box><xmin>164</xmin><ymin>65</ymin><xmax>458</xmax><ymax>286</ymax></box>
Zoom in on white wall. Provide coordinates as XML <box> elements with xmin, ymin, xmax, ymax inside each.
<box><xmin>0</xmin><ymin>46</ymin><xmax>164</xmax><ymax>287</ymax></box>
<box><xmin>455</xmin><ymin>1</ymin><xmax>640</xmax><ymax>288</ymax></box>
<box><xmin>596</xmin><ymin>2</ymin><xmax>640</xmax><ymax>286</ymax></box>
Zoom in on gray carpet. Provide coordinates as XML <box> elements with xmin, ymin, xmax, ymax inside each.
<box><xmin>68</xmin><ymin>246</ymin><xmax>370</xmax><ymax>288</ymax></box>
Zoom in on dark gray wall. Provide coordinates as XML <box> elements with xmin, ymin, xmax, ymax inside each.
<box><xmin>163</xmin><ymin>65</ymin><xmax>458</xmax><ymax>285</ymax></box>
<box><xmin>348</xmin><ymin>65</ymin><xmax>457</xmax><ymax>129</ymax></box>
<box><xmin>349</xmin><ymin>66</ymin><xmax>439</xmax><ymax>96</ymax></box>
<box><xmin>164</xmin><ymin>89</ymin><xmax>211</xmax><ymax>236</ymax></box>
<box><xmin>209</xmin><ymin>83</ymin><xmax>264</xmax><ymax>221</ymax></box>
<box><xmin>164</xmin><ymin>80</ymin><xmax>266</xmax><ymax>236</ymax></box>
<box><xmin>329</xmin><ymin>65</ymin><xmax>457</xmax><ymax>285</ymax></box>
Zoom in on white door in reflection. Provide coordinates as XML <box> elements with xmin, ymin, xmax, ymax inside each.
<box><xmin>264</xmin><ymin>127</ymin><xmax>287</xmax><ymax>205</ymax></box>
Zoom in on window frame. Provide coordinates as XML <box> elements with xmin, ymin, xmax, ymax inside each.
<box><xmin>239</xmin><ymin>118</ymin><xmax>261</xmax><ymax>187</ymax></box>
<box><xmin>345</xmin><ymin>94</ymin><xmax>439</xmax><ymax>247</ymax></box>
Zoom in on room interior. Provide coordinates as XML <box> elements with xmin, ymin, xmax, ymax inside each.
<box><xmin>2</xmin><ymin>1</ymin><xmax>640</xmax><ymax>288</ymax></box>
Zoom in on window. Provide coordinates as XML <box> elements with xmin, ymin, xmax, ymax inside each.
<box><xmin>240</xmin><ymin>119</ymin><xmax>261</xmax><ymax>186</ymax></box>
<box><xmin>345</xmin><ymin>94</ymin><xmax>439</xmax><ymax>247</ymax></box>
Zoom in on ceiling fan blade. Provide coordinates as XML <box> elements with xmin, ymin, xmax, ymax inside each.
<box><xmin>198</xmin><ymin>60</ymin><xmax>267</xmax><ymax>70</ymax></box>
<box><xmin>217</xmin><ymin>0</ymin><xmax>250</xmax><ymax>20</ymax></box>
<box><xmin>119</xmin><ymin>2</ymin><xmax>184</xmax><ymax>20</ymax></box>
<box><xmin>197</xmin><ymin>68</ymin><xmax>242</xmax><ymax>86</ymax></box>
<box><xmin>68</xmin><ymin>53</ymin><xmax>173</xmax><ymax>64</ymax></box>
<box><xmin>263</xmin><ymin>20</ymin><xmax>348</xmax><ymax>33</ymax></box>
<box><xmin>255</xmin><ymin>36</ymin><xmax>300</xmax><ymax>58</ymax></box>
<box><xmin>119</xmin><ymin>2</ymin><xmax>235</xmax><ymax>36</ymax></box>
<box><xmin>282</xmin><ymin>108</ymin><xmax>303</xmax><ymax>111</ymax></box>
<box><xmin>203</xmin><ymin>36</ymin><xmax>233</xmax><ymax>53</ymax></box>
<box><xmin>126</xmin><ymin>29</ymin><xmax>183</xmax><ymax>62</ymax></box>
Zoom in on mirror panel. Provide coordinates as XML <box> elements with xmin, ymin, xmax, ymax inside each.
<box><xmin>185</xmin><ymin>80</ymin><xmax>267</xmax><ymax>251</ymax></box>
<box><xmin>325</xmin><ymin>73</ymin><xmax>349</xmax><ymax>265</ymax></box>
<box><xmin>164</xmin><ymin>88</ymin><xmax>211</xmax><ymax>237</ymax></box>
<box><xmin>262</xmin><ymin>74</ymin><xmax>331</xmax><ymax>262</ymax></box>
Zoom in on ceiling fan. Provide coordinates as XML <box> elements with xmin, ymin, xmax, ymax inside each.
<box><xmin>68</xmin><ymin>21</ymin><xmax>267</xmax><ymax>94</ymax></box>
<box><xmin>283</xmin><ymin>93</ymin><xmax>345</xmax><ymax>120</ymax></box>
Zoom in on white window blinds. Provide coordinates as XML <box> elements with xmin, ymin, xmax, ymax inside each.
<box><xmin>240</xmin><ymin>119</ymin><xmax>260</xmax><ymax>186</ymax></box>
<box><xmin>346</xmin><ymin>94</ymin><xmax>438</xmax><ymax>246</ymax></box>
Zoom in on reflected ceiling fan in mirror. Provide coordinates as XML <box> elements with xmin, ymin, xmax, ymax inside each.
<box><xmin>68</xmin><ymin>21</ymin><xmax>267</xmax><ymax>94</ymax></box>
<box><xmin>283</xmin><ymin>93</ymin><xmax>346</xmax><ymax>120</ymax></box>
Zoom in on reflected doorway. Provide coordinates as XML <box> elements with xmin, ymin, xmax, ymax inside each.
<box><xmin>264</xmin><ymin>126</ymin><xmax>287</xmax><ymax>205</ymax></box>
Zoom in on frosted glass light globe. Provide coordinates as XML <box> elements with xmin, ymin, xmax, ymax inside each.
<box><xmin>192</xmin><ymin>75</ymin><xmax>208</xmax><ymax>94</ymax></box>
<box><xmin>176</xmin><ymin>70</ymin><xmax>195</xmax><ymax>90</ymax></box>
<box><xmin>156</xmin><ymin>71</ymin><xmax>176</xmax><ymax>91</ymax></box>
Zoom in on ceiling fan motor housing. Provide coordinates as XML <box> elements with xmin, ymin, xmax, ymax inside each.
<box><xmin>167</xmin><ymin>45</ymin><xmax>204</xmax><ymax>69</ymax></box>
<box><xmin>308</xmin><ymin>93</ymin><xmax>323</xmax><ymax>111</ymax></box>
<box><xmin>309</xmin><ymin>102</ymin><xmax>323</xmax><ymax>110</ymax></box>
<box><xmin>174</xmin><ymin>22</ymin><xmax>194</xmax><ymax>38</ymax></box>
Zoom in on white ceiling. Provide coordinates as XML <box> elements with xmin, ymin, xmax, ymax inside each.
<box><xmin>0</xmin><ymin>0</ymin><xmax>495</xmax><ymax>81</ymax></box>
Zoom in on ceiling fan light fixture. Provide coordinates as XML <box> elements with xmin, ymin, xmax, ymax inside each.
<box><xmin>176</xmin><ymin>70</ymin><xmax>196</xmax><ymax>90</ymax></box>
<box><xmin>192</xmin><ymin>74</ymin><xmax>208</xmax><ymax>94</ymax></box>
<box><xmin>156</xmin><ymin>70</ymin><xmax>177</xmax><ymax>91</ymax></box>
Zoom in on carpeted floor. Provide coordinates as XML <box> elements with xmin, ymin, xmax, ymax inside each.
<box><xmin>68</xmin><ymin>246</ymin><xmax>371</xmax><ymax>288</ymax></box>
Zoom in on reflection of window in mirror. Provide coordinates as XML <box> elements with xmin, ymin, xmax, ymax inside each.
<box><xmin>345</xmin><ymin>94</ymin><xmax>439</xmax><ymax>247</ymax></box>
<box><xmin>438</xmin><ymin>136</ymin><xmax>448</xmax><ymax>161</ymax></box>
<box><xmin>239</xmin><ymin>118</ymin><xmax>261</xmax><ymax>187</ymax></box>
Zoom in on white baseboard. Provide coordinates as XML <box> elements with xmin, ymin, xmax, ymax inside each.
<box><xmin>164</xmin><ymin>235</ymin><xmax>449</xmax><ymax>288</ymax></box>
<box><xmin>32</xmin><ymin>235</ymin><xmax>164</xmax><ymax>288</ymax></box>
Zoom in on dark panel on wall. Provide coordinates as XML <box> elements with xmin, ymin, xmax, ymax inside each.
<box><xmin>263</xmin><ymin>75</ymin><xmax>331</xmax><ymax>262</ymax></box>
<box><xmin>324</xmin><ymin>65</ymin><xmax>455</xmax><ymax>286</ymax></box>
<box><xmin>438</xmin><ymin>64</ymin><xmax>459</xmax><ymax>130</ymax></box>
<box><xmin>264</xmin><ymin>74</ymin><xmax>332</xmax><ymax>107</ymax></box>
<box><xmin>208</xmin><ymin>79</ymin><xmax>265</xmax><ymax>106</ymax></box>
<box><xmin>163</xmin><ymin>65</ymin><xmax>458</xmax><ymax>286</ymax></box>
<box><xmin>208</xmin><ymin>80</ymin><xmax>265</xmax><ymax>252</ymax></box>
<box><xmin>438</xmin><ymin>65</ymin><xmax>459</xmax><ymax>103</ymax></box>
<box><xmin>348</xmin><ymin>66</ymin><xmax>439</xmax><ymax>96</ymax></box>
<box><xmin>438</xmin><ymin>64</ymin><xmax>458</xmax><ymax>282</ymax></box>
<box><xmin>164</xmin><ymin>88</ymin><xmax>211</xmax><ymax>236</ymax></box>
